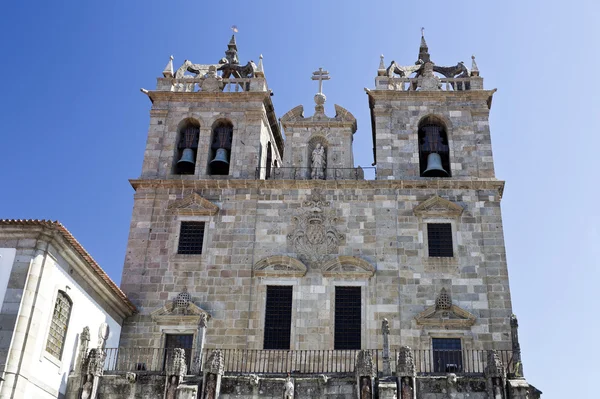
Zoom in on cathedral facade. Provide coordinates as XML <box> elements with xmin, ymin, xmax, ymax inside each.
<box><xmin>68</xmin><ymin>34</ymin><xmax>541</xmax><ymax>398</ymax></box>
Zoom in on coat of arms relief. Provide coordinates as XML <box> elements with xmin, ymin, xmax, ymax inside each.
<box><xmin>287</xmin><ymin>192</ymin><xmax>345</xmax><ymax>268</ymax></box>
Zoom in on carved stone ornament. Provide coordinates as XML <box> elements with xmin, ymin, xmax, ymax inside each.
<box><xmin>418</xmin><ymin>62</ymin><xmax>441</xmax><ymax>91</ymax></box>
<box><xmin>287</xmin><ymin>191</ymin><xmax>345</xmax><ymax>267</ymax></box>
<box><xmin>415</xmin><ymin>288</ymin><xmax>476</xmax><ymax>328</ymax></box>
<box><xmin>125</xmin><ymin>372</ymin><xmax>137</xmax><ymax>383</ymax></box>
<box><xmin>252</xmin><ymin>255</ymin><xmax>308</xmax><ymax>278</ymax></box>
<box><xmin>204</xmin><ymin>349</ymin><xmax>225</xmax><ymax>375</ymax></box>
<box><xmin>413</xmin><ymin>195</ymin><xmax>464</xmax><ymax>218</ymax></box>
<box><xmin>166</xmin><ymin>348</ymin><xmax>188</xmax><ymax>378</ymax></box>
<box><xmin>355</xmin><ymin>350</ymin><xmax>376</xmax><ymax>378</ymax></box>
<box><xmin>396</xmin><ymin>346</ymin><xmax>416</xmax><ymax>377</ymax></box>
<box><xmin>83</xmin><ymin>348</ymin><xmax>106</xmax><ymax>377</ymax></box>
<box><xmin>81</xmin><ymin>326</ymin><xmax>91</xmax><ymax>342</ymax></box>
<box><xmin>174</xmin><ymin>288</ymin><xmax>191</xmax><ymax>314</ymax></box>
<box><xmin>485</xmin><ymin>350</ymin><xmax>506</xmax><ymax>379</ymax></box>
<box><xmin>151</xmin><ymin>298</ymin><xmax>211</xmax><ymax>326</ymax></box>
<box><xmin>283</xmin><ymin>376</ymin><xmax>295</xmax><ymax>399</ymax></box>
<box><xmin>200</xmin><ymin>65</ymin><xmax>223</xmax><ymax>92</ymax></box>
<box><xmin>167</xmin><ymin>192</ymin><xmax>219</xmax><ymax>216</ymax></box>
<box><xmin>381</xmin><ymin>318</ymin><xmax>390</xmax><ymax>335</ymax></box>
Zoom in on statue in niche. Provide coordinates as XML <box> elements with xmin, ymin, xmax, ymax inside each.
<box><xmin>401</xmin><ymin>377</ymin><xmax>413</xmax><ymax>399</ymax></box>
<box><xmin>205</xmin><ymin>373</ymin><xmax>217</xmax><ymax>399</ymax></box>
<box><xmin>283</xmin><ymin>374</ymin><xmax>294</xmax><ymax>399</ymax></box>
<box><xmin>166</xmin><ymin>375</ymin><xmax>178</xmax><ymax>399</ymax></box>
<box><xmin>81</xmin><ymin>373</ymin><xmax>93</xmax><ymax>399</ymax></box>
<box><xmin>311</xmin><ymin>144</ymin><xmax>326</xmax><ymax>180</ymax></box>
<box><xmin>493</xmin><ymin>377</ymin><xmax>503</xmax><ymax>399</ymax></box>
<box><xmin>360</xmin><ymin>377</ymin><xmax>372</xmax><ymax>399</ymax></box>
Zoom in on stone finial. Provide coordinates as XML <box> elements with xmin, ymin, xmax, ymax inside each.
<box><xmin>435</xmin><ymin>288</ymin><xmax>452</xmax><ymax>310</ymax></box>
<box><xmin>163</xmin><ymin>55</ymin><xmax>174</xmax><ymax>78</ymax></box>
<box><xmin>204</xmin><ymin>350</ymin><xmax>225</xmax><ymax>375</ymax></box>
<box><xmin>311</xmin><ymin>67</ymin><xmax>330</xmax><ymax>115</ymax></box>
<box><xmin>381</xmin><ymin>318</ymin><xmax>390</xmax><ymax>335</ymax></box>
<box><xmin>224</xmin><ymin>35</ymin><xmax>239</xmax><ymax>65</ymax></box>
<box><xmin>166</xmin><ymin>348</ymin><xmax>188</xmax><ymax>378</ymax></box>
<box><xmin>484</xmin><ymin>350</ymin><xmax>506</xmax><ymax>379</ymax></box>
<box><xmin>355</xmin><ymin>350</ymin><xmax>376</xmax><ymax>377</ymax></box>
<box><xmin>396</xmin><ymin>346</ymin><xmax>416</xmax><ymax>377</ymax></box>
<box><xmin>418</xmin><ymin>27</ymin><xmax>431</xmax><ymax>63</ymax></box>
<box><xmin>199</xmin><ymin>312</ymin><xmax>209</xmax><ymax>328</ymax></box>
<box><xmin>255</xmin><ymin>54</ymin><xmax>265</xmax><ymax>78</ymax></box>
<box><xmin>81</xmin><ymin>326</ymin><xmax>91</xmax><ymax>342</ymax></box>
<box><xmin>97</xmin><ymin>323</ymin><xmax>109</xmax><ymax>349</ymax></box>
<box><xmin>174</xmin><ymin>288</ymin><xmax>191</xmax><ymax>314</ymax></box>
<box><xmin>378</xmin><ymin>54</ymin><xmax>387</xmax><ymax>76</ymax></box>
<box><xmin>471</xmin><ymin>55</ymin><xmax>480</xmax><ymax>76</ymax></box>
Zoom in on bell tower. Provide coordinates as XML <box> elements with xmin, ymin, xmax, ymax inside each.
<box><xmin>368</xmin><ymin>32</ymin><xmax>493</xmax><ymax>180</ymax></box>
<box><xmin>138</xmin><ymin>35</ymin><xmax>283</xmax><ymax>180</ymax></box>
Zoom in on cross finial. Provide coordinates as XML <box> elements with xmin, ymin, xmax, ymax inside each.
<box><xmin>311</xmin><ymin>67</ymin><xmax>330</xmax><ymax>94</ymax></box>
<box><xmin>421</xmin><ymin>27</ymin><xmax>425</xmax><ymax>37</ymax></box>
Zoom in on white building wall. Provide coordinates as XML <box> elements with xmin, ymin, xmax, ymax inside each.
<box><xmin>0</xmin><ymin>248</ymin><xmax>16</xmax><ymax>308</ymax></box>
<box><xmin>19</xmin><ymin>251</ymin><xmax>121</xmax><ymax>399</ymax></box>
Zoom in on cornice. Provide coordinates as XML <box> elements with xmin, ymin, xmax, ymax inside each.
<box><xmin>366</xmin><ymin>88</ymin><xmax>497</xmax><ymax>109</ymax></box>
<box><xmin>147</xmin><ymin>90</ymin><xmax>271</xmax><ymax>103</ymax></box>
<box><xmin>129</xmin><ymin>178</ymin><xmax>505</xmax><ymax>197</ymax></box>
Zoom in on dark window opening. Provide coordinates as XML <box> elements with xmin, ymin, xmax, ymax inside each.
<box><xmin>335</xmin><ymin>286</ymin><xmax>361</xmax><ymax>350</ymax></box>
<box><xmin>265</xmin><ymin>142</ymin><xmax>273</xmax><ymax>180</ymax></box>
<box><xmin>46</xmin><ymin>291</ymin><xmax>72</xmax><ymax>359</ymax></box>
<box><xmin>163</xmin><ymin>334</ymin><xmax>193</xmax><ymax>371</ymax></box>
<box><xmin>419</xmin><ymin>120</ymin><xmax>451</xmax><ymax>177</ymax></box>
<box><xmin>432</xmin><ymin>338</ymin><xmax>462</xmax><ymax>373</ymax></box>
<box><xmin>176</xmin><ymin>124</ymin><xmax>200</xmax><ymax>175</ymax></box>
<box><xmin>209</xmin><ymin>121</ymin><xmax>233</xmax><ymax>175</ymax></box>
<box><xmin>178</xmin><ymin>221</ymin><xmax>205</xmax><ymax>255</ymax></box>
<box><xmin>263</xmin><ymin>286</ymin><xmax>293</xmax><ymax>349</ymax></box>
<box><xmin>428</xmin><ymin>223</ymin><xmax>453</xmax><ymax>257</ymax></box>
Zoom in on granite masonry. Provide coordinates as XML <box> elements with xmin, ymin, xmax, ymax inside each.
<box><xmin>66</xmin><ymin>33</ymin><xmax>542</xmax><ymax>398</ymax></box>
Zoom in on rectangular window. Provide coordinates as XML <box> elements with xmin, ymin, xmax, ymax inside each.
<box><xmin>432</xmin><ymin>338</ymin><xmax>462</xmax><ymax>373</ymax></box>
<box><xmin>334</xmin><ymin>286</ymin><xmax>361</xmax><ymax>350</ymax></box>
<box><xmin>163</xmin><ymin>334</ymin><xmax>193</xmax><ymax>371</ymax></box>
<box><xmin>427</xmin><ymin>223</ymin><xmax>453</xmax><ymax>257</ymax></box>
<box><xmin>177</xmin><ymin>221</ymin><xmax>205</xmax><ymax>254</ymax></box>
<box><xmin>263</xmin><ymin>286</ymin><xmax>293</xmax><ymax>349</ymax></box>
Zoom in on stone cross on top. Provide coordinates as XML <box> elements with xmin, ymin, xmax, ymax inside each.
<box><xmin>312</xmin><ymin>67</ymin><xmax>330</xmax><ymax>94</ymax></box>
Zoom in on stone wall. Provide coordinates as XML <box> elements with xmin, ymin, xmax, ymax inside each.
<box><xmin>119</xmin><ymin>179</ymin><xmax>511</xmax><ymax>352</ymax></box>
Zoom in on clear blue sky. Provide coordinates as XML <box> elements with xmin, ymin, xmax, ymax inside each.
<box><xmin>1</xmin><ymin>1</ymin><xmax>598</xmax><ymax>397</ymax></box>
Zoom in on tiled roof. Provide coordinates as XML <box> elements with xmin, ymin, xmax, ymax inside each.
<box><xmin>0</xmin><ymin>219</ymin><xmax>136</xmax><ymax>314</ymax></box>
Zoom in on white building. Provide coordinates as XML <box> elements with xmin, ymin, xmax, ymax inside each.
<box><xmin>0</xmin><ymin>220</ymin><xmax>136</xmax><ymax>399</ymax></box>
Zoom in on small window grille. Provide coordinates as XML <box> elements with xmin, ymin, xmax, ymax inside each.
<box><xmin>432</xmin><ymin>338</ymin><xmax>462</xmax><ymax>373</ymax></box>
<box><xmin>46</xmin><ymin>291</ymin><xmax>72</xmax><ymax>359</ymax></box>
<box><xmin>263</xmin><ymin>286</ymin><xmax>293</xmax><ymax>349</ymax></box>
<box><xmin>335</xmin><ymin>286</ymin><xmax>361</xmax><ymax>350</ymax></box>
<box><xmin>177</xmin><ymin>221</ymin><xmax>205</xmax><ymax>255</ymax></box>
<box><xmin>427</xmin><ymin>223</ymin><xmax>453</xmax><ymax>257</ymax></box>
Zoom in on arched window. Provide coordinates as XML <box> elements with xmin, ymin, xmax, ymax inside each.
<box><xmin>46</xmin><ymin>291</ymin><xmax>72</xmax><ymax>359</ymax></box>
<box><xmin>175</xmin><ymin>120</ymin><xmax>200</xmax><ymax>175</ymax></box>
<box><xmin>418</xmin><ymin>116</ymin><xmax>451</xmax><ymax>177</ymax></box>
<box><xmin>208</xmin><ymin>120</ymin><xmax>233</xmax><ymax>175</ymax></box>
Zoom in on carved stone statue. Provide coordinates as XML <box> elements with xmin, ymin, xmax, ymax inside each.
<box><xmin>311</xmin><ymin>144</ymin><xmax>326</xmax><ymax>180</ymax></box>
<box><xmin>166</xmin><ymin>375</ymin><xmax>178</xmax><ymax>399</ymax></box>
<box><xmin>401</xmin><ymin>377</ymin><xmax>414</xmax><ymax>399</ymax></box>
<box><xmin>205</xmin><ymin>373</ymin><xmax>217</xmax><ymax>399</ymax></box>
<box><xmin>493</xmin><ymin>378</ymin><xmax>503</xmax><ymax>399</ymax></box>
<box><xmin>81</xmin><ymin>373</ymin><xmax>93</xmax><ymax>399</ymax></box>
<box><xmin>446</xmin><ymin>373</ymin><xmax>458</xmax><ymax>399</ymax></box>
<box><xmin>283</xmin><ymin>375</ymin><xmax>294</xmax><ymax>399</ymax></box>
<box><xmin>360</xmin><ymin>377</ymin><xmax>372</xmax><ymax>399</ymax></box>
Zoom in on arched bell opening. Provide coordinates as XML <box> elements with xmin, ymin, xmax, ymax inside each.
<box><xmin>208</xmin><ymin>120</ymin><xmax>233</xmax><ymax>176</ymax></box>
<box><xmin>174</xmin><ymin>119</ymin><xmax>200</xmax><ymax>175</ymax></box>
<box><xmin>418</xmin><ymin>115</ymin><xmax>451</xmax><ymax>177</ymax></box>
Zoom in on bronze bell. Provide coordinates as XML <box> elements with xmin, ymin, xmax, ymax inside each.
<box><xmin>210</xmin><ymin>148</ymin><xmax>230</xmax><ymax>175</ymax></box>
<box><xmin>422</xmin><ymin>152</ymin><xmax>449</xmax><ymax>177</ymax></box>
<box><xmin>176</xmin><ymin>148</ymin><xmax>196</xmax><ymax>174</ymax></box>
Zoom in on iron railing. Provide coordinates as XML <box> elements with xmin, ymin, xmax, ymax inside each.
<box><xmin>255</xmin><ymin>167</ymin><xmax>376</xmax><ymax>181</ymax></box>
<box><xmin>98</xmin><ymin>348</ymin><xmax>515</xmax><ymax>376</ymax></box>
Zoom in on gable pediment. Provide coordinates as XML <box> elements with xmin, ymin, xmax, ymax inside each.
<box><xmin>253</xmin><ymin>255</ymin><xmax>307</xmax><ymax>278</ymax></box>
<box><xmin>415</xmin><ymin>303</ymin><xmax>476</xmax><ymax>329</ymax></box>
<box><xmin>413</xmin><ymin>195</ymin><xmax>464</xmax><ymax>218</ymax></box>
<box><xmin>322</xmin><ymin>256</ymin><xmax>375</xmax><ymax>278</ymax></box>
<box><xmin>151</xmin><ymin>301</ymin><xmax>211</xmax><ymax>325</ymax></box>
<box><xmin>167</xmin><ymin>193</ymin><xmax>219</xmax><ymax>216</ymax></box>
